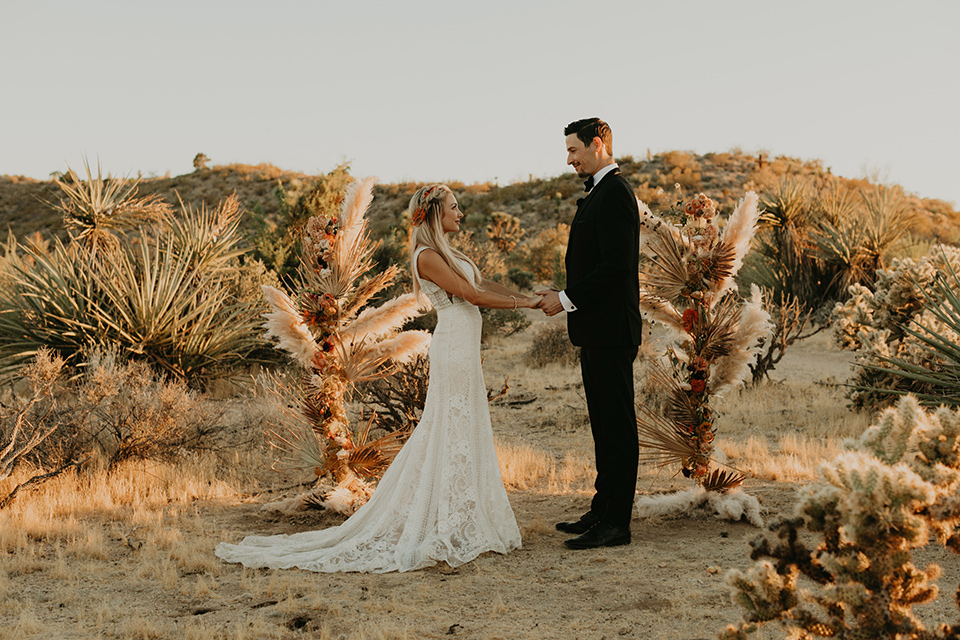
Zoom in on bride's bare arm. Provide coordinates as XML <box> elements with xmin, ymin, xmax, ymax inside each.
<box><xmin>479</xmin><ymin>278</ymin><xmax>527</xmax><ymax>298</ymax></box>
<box><xmin>417</xmin><ymin>250</ymin><xmax>539</xmax><ymax>309</ymax></box>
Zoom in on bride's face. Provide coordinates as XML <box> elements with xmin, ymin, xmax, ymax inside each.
<box><xmin>440</xmin><ymin>192</ymin><xmax>463</xmax><ymax>233</ymax></box>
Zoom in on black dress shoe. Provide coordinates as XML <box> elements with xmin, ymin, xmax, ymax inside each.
<box><xmin>563</xmin><ymin>523</ymin><xmax>631</xmax><ymax>549</ymax></box>
<box><xmin>556</xmin><ymin>512</ymin><xmax>600</xmax><ymax>535</ymax></box>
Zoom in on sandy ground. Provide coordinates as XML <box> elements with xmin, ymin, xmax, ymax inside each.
<box><xmin>5</xmin><ymin>322</ymin><xmax>960</xmax><ymax>639</ymax></box>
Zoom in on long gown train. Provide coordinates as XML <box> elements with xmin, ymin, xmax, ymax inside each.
<box><xmin>215</xmin><ymin>248</ymin><xmax>521</xmax><ymax>573</ymax></box>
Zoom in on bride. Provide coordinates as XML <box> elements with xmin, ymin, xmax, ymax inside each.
<box><xmin>215</xmin><ymin>185</ymin><xmax>540</xmax><ymax>573</ymax></box>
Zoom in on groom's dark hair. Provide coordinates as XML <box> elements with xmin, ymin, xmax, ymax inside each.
<box><xmin>565</xmin><ymin>118</ymin><xmax>613</xmax><ymax>155</ymax></box>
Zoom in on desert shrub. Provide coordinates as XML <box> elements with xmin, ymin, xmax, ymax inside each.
<box><xmin>54</xmin><ymin>160</ymin><xmax>172</xmax><ymax>254</ymax></box>
<box><xmin>65</xmin><ymin>350</ymin><xmax>225</xmax><ymax>469</ymax></box>
<box><xmin>522</xmin><ymin>223</ymin><xmax>569</xmax><ymax>288</ymax></box>
<box><xmin>749</xmin><ymin>291</ymin><xmax>825</xmax><ymax>384</ymax></box>
<box><xmin>834</xmin><ymin>246</ymin><xmax>960</xmax><ymax>409</ymax></box>
<box><xmin>2</xmin><ymin>348</ymin><xmax>226</xmax><ymax>491</ymax></box>
<box><xmin>723</xmin><ymin>395</ymin><xmax>960</xmax><ymax>640</ymax></box>
<box><xmin>743</xmin><ymin>178</ymin><xmax>919</xmax><ymax>314</ymax></box>
<box><xmin>480</xmin><ymin>307</ymin><xmax>531</xmax><ymax>341</ymax></box>
<box><xmin>0</xmin><ymin>191</ymin><xmax>271</xmax><ymax>386</ymax></box>
<box><xmin>506</xmin><ymin>266</ymin><xmax>534</xmax><ymax>291</ymax></box>
<box><xmin>658</xmin><ymin>151</ymin><xmax>702</xmax><ymax>191</ymax></box>
<box><xmin>450</xmin><ymin>229</ymin><xmax>506</xmax><ymax>278</ymax></box>
<box><xmin>525</xmin><ymin>322</ymin><xmax>578</xmax><ymax>368</ymax></box>
<box><xmin>356</xmin><ymin>354</ymin><xmax>429</xmax><ymax>433</ymax></box>
<box><xmin>740</xmin><ymin>178</ymin><xmax>833</xmax><ymax>312</ymax></box>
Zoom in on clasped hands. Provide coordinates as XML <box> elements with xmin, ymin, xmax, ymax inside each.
<box><xmin>512</xmin><ymin>289</ymin><xmax>563</xmax><ymax>317</ymax></box>
<box><xmin>534</xmin><ymin>289</ymin><xmax>564</xmax><ymax>317</ymax></box>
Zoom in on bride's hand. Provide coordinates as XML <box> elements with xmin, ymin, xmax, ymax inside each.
<box><xmin>523</xmin><ymin>296</ymin><xmax>542</xmax><ymax>309</ymax></box>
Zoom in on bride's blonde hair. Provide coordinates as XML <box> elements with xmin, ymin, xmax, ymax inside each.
<box><xmin>408</xmin><ymin>184</ymin><xmax>482</xmax><ymax>300</ymax></box>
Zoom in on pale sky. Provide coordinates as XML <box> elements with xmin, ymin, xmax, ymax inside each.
<box><xmin>3</xmin><ymin>0</ymin><xmax>958</xmax><ymax>206</ymax></box>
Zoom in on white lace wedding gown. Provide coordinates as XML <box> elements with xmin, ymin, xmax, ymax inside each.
<box><xmin>215</xmin><ymin>248</ymin><xmax>521</xmax><ymax>573</ymax></box>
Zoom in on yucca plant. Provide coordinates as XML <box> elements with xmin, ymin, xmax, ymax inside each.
<box><xmin>0</xmin><ymin>171</ymin><xmax>271</xmax><ymax>385</ymax></box>
<box><xmin>260</xmin><ymin>176</ymin><xmax>431</xmax><ymax>515</ymax></box>
<box><xmin>53</xmin><ymin>159</ymin><xmax>172</xmax><ymax>255</ymax></box>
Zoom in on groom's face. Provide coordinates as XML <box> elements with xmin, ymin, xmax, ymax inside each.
<box><xmin>565</xmin><ymin>134</ymin><xmax>600</xmax><ymax>178</ymax></box>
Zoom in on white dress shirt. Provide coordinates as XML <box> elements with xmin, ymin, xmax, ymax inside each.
<box><xmin>558</xmin><ymin>163</ymin><xmax>619</xmax><ymax>312</ymax></box>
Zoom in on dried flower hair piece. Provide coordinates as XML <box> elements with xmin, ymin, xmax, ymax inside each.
<box><xmin>411</xmin><ymin>185</ymin><xmax>438</xmax><ymax>226</ymax></box>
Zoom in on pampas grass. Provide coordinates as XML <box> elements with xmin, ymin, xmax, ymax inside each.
<box><xmin>635</xmin><ymin>486</ymin><xmax>763</xmax><ymax>526</ymax></box>
<box><xmin>261</xmin><ymin>285</ymin><xmax>317</xmax><ymax>368</ymax></box>
<box><xmin>715</xmin><ymin>192</ymin><xmax>760</xmax><ymax>294</ymax></box>
<box><xmin>710</xmin><ymin>285</ymin><xmax>773</xmax><ymax>392</ymax></box>
<box><xmin>341</xmin><ymin>294</ymin><xmax>427</xmax><ymax>343</ymax></box>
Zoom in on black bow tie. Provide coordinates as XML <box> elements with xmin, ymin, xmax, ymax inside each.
<box><xmin>583</xmin><ymin>176</ymin><xmax>594</xmax><ymax>192</ymax></box>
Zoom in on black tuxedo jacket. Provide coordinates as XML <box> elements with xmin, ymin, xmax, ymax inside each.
<box><xmin>564</xmin><ymin>168</ymin><xmax>643</xmax><ymax>348</ymax></box>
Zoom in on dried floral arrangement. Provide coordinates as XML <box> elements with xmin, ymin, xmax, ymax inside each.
<box><xmin>261</xmin><ymin>177</ymin><xmax>430</xmax><ymax>515</ymax></box>
<box><xmin>634</xmin><ymin>191</ymin><xmax>771</xmax><ymax>523</ymax></box>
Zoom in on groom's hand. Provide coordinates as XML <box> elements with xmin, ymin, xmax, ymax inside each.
<box><xmin>535</xmin><ymin>289</ymin><xmax>564</xmax><ymax>317</ymax></box>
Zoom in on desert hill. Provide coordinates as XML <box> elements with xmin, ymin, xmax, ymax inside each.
<box><xmin>1</xmin><ymin>151</ymin><xmax>958</xmax><ymax>245</ymax></box>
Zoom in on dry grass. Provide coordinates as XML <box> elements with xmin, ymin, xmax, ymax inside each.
<box><xmin>0</xmin><ymin>317</ymin><xmax>916</xmax><ymax>639</ymax></box>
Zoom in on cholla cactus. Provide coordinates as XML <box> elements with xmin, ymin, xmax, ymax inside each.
<box><xmin>261</xmin><ymin>176</ymin><xmax>431</xmax><ymax>514</ymax></box>
<box><xmin>485</xmin><ymin>212</ymin><xmax>525</xmax><ymax>254</ymax></box>
<box><xmin>721</xmin><ymin>395</ymin><xmax>960</xmax><ymax>639</ymax></box>
<box><xmin>834</xmin><ymin>246</ymin><xmax>960</xmax><ymax>409</ymax></box>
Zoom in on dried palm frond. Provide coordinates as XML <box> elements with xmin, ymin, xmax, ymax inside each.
<box><xmin>636</xmin><ymin>402</ymin><xmax>698</xmax><ymax>468</ymax></box>
<box><xmin>300</xmin><ymin>389</ymin><xmax>334</xmax><ymax>434</ymax></box>
<box><xmin>342</xmin><ymin>294</ymin><xmax>427</xmax><ymax>342</ymax></box>
<box><xmin>336</xmin><ymin>337</ymin><xmax>396</xmax><ymax>384</ymax></box>
<box><xmin>261</xmin><ymin>285</ymin><xmax>317</xmax><ymax>368</ymax></box>
<box><xmin>344</xmin><ymin>413</ymin><xmax>411</xmax><ymax>479</ymax></box>
<box><xmin>703</xmin><ymin>239</ymin><xmax>736</xmax><ymax>291</ymax></box>
<box><xmin>701</xmin><ymin>468</ymin><xmax>745</xmax><ymax>492</ymax></box>
<box><xmin>307</xmin><ymin>242</ymin><xmax>374</xmax><ymax>298</ymax></box>
<box><xmin>711</xmin><ymin>285</ymin><xmax>772</xmax><ymax>392</ymax></box>
<box><xmin>696</xmin><ymin>293</ymin><xmax>741</xmax><ymax>361</ymax></box>
<box><xmin>640</xmin><ymin>227</ymin><xmax>691</xmax><ymax>304</ymax></box>
<box><xmin>637</xmin><ymin>204</ymin><xmax>672</xmax><ymax>240</ymax></box>
<box><xmin>714</xmin><ymin>191</ymin><xmax>760</xmax><ymax>293</ymax></box>
<box><xmin>645</xmin><ymin>359</ymin><xmax>700</xmax><ymax>428</ymax></box>
<box><xmin>638</xmin><ymin>291</ymin><xmax>685</xmax><ymax>333</ymax></box>
<box><xmin>266</xmin><ymin>421</ymin><xmax>325</xmax><ymax>472</ymax></box>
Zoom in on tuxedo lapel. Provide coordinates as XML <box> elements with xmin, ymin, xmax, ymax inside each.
<box><xmin>571</xmin><ymin>167</ymin><xmax>621</xmax><ymax>226</ymax></box>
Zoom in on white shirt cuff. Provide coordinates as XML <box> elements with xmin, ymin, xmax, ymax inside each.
<box><xmin>558</xmin><ymin>290</ymin><xmax>577</xmax><ymax>312</ymax></box>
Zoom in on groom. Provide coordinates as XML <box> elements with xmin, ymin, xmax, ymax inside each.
<box><xmin>538</xmin><ymin>118</ymin><xmax>642</xmax><ymax>549</ymax></box>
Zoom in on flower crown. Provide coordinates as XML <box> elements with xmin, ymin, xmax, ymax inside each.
<box><xmin>411</xmin><ymin>186</ymin><xmax>438</xmax><ymax>226</ymax></box>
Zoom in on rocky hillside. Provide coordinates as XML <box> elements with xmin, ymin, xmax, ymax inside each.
<box><xmin>2</xmin><ymin>152</ymin><xmax>957</xmax><ymax>245</ymax></box>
